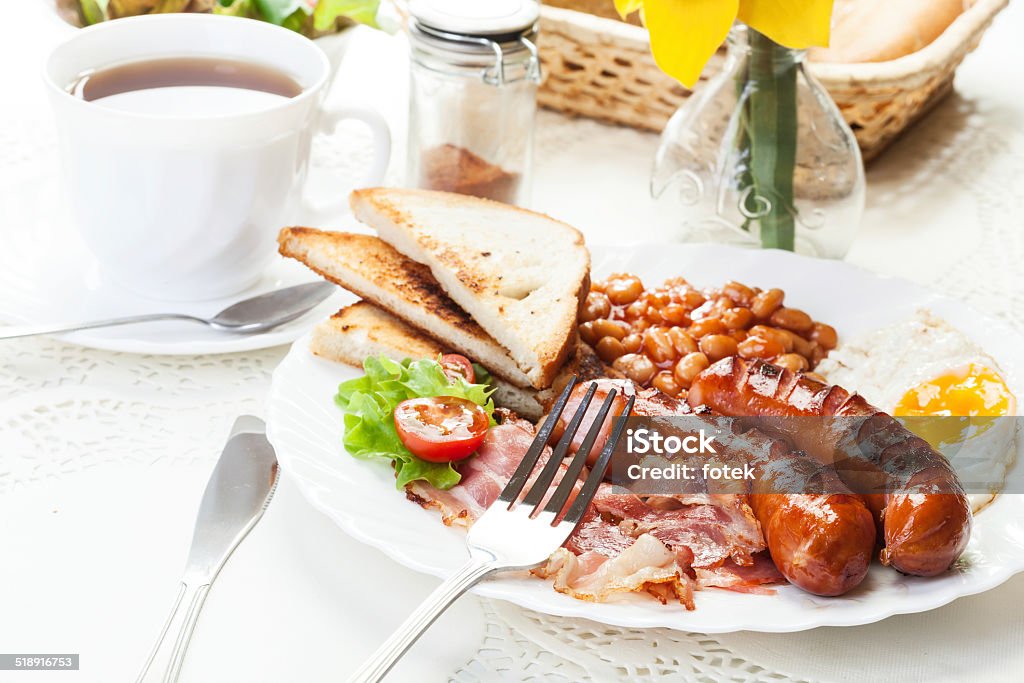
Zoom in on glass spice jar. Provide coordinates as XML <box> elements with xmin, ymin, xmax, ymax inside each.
<box><xmin>406</xmin><ymin>0</ymin><xmax>541</xmax><ymax>206</ymax></box>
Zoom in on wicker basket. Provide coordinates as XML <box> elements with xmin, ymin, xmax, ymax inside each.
<box><xmin>537</xmin><ymin>0</ymin><xmax>1007</xmax><ymax>161</ymax></box>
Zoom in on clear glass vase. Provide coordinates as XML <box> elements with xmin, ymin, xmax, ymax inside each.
<box><xmin>652</xmin><ymin>25</ymin><xmax>865</xmax><ymax>258</ymax></box>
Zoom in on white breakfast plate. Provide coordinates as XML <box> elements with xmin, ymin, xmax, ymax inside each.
<box><xmin>266</xmin><ymin>244</ymin><xmax>1024</xmax><ymax>632</ymax></box>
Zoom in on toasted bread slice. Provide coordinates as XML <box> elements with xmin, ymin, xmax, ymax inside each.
<box><xmin>350</xmin><ymin>188</ymin><xmax>590</xmax><ymax>389</ymax></box>
<box><xmin>312</xmin><ymin>301</ymin><xmax>445</xmax><ymax>363</ymax></box>
<box><xmin>278</xmin><ymin>227</ymin><xmax>532</xmax><ymax>388</ymax></box>
<box><xmin>312</xmin><ymin>302</ymin><xmax>544</xmax><ymax>420</ymax></box>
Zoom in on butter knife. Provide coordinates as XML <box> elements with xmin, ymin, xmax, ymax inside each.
<box><xmin>136</xmin><ymin>415</ymin><xmax>280</xmax><ymax>683</ymax></box>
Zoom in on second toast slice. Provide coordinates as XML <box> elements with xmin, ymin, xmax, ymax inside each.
<box><xmin>278</xmin><ymin>227</ymin><xmax>533</xmax><ymax>388</ymax></box>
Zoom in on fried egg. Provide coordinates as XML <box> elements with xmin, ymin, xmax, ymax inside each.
<box><xmin>816</xmin><ymin>310</ymin><xmax>1018</xmax><ymax>513</ymax></box>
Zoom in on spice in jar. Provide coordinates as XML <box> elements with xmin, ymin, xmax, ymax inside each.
<box><xmin>419</xmin><ymin>144</ymin><xmax>522</xmax><ymax>203</ymax></box>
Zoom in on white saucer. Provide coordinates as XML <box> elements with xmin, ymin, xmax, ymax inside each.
<box><xmin>0</xmin><ymin>176</ymin><xmax>352</xmax><ymax>355</ymax></box>
<box><xmin>0</xmin><ymin>251</ymin><xmax>353</xmax><ymax>355</ymax></box>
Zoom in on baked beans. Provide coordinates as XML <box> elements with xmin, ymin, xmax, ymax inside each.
<box><xmin>622</xmin><ymin>333</ymin><xmax>643</xmax><ymax>354</ymax></box>
<box><xmin>652</xmin><ymin>371</ymin><xmax>682</xmax><ymax>397</ymax></box>
<box><xmin>737</xmin><ymin>334</ymin><xmax>785</xmax><ymax>360</ymax></box>
<box><xmin>595</xmin><ymin>336</ymin><xmax>626</xmax><ymax>364</ymax></box>
<box><xmin>643</xmin><ymin>327</ymin><xmax>676</xmax><ymax>364</ymax></box>
<box><xmin>604</xmin><ymin>274</ymin><xmax>644</xmax><ymax>306</ymax></box>
<box><xmin>674</xmin><ymin>352</ymin><xmax>710</xmax><ymax>389</ymax></box>
<box><xmin>751</xmin><ymin>288</ymin><xmax>784</xmax><ymax>319</ymax></box>
<box><xmin>769</xmin><ymin>307</ymin><xmax>814</xmax><ymax>333</ymax></box>
<box><xmin>699</xmin><ymin>334</ymin><xmax>738</xmax><ymax>363</ymax></box>
<box><xmin>688</xmin><ymin>316</ymin><xmax>726</xmax><ymax>338</ymax></box>
<box><xmin>580</xmin><ymin>292</ymin><xmax>611</xmax><ymax>322</ymax></box>
<box><xmin>811</xmin><ymin>322</ymin><xmax>838</xmax><ymax>350</ymax></box>
<box><xmin>775</xmin><ymin>353</ymin><xmax>810</xmax><ymax>373</ymax></box>
<box><xmin>612</xmin><ymin>353</ymin><xmax>656</xmax><ymax>385</ymax></box>
<box><xmin>592</xmin><ymin>318</ymin><xmax>628</xmax><ymax>341</ymax></box>
<box><xmin>722</xmin><ymin>307</ymin><xmax>753</xmax><ymax>330</ymax></box>
<box><xmin>580</xmin><ymin>273</ymin><xmax>837</xmax><ymax>398</ymax></box>
<box><xmin>667</xmin><ymin>327</ymin><xmax>698</xmax><ymax>355</ymax></box>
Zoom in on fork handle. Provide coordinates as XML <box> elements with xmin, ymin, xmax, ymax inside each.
<box><xmin>348</xmin><ymin>559</ymin><xmax>495</xmax><ymax>683</ymax></box>
<box><xmin>0</xmin><ymin>314</ymin><xmax>206</xmax><ymax>340</ymax></box>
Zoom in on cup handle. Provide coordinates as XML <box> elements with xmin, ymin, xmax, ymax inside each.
<box><xmin>301</xmin><ymin>105</ymin><xmax>392</xmax><ymax>223</ymax></box>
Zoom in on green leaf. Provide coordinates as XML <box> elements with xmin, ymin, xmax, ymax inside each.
<box><xmin>395</xmin><ymin>458</ymin><xmax>461</xmax><ymax>490</ymax></box>
<box><xmin>213</xmin><ymin>0</ymin><xmax>256</xmax><ymax>17</ymax></box>
<box><xmin>107</xmin><ymin>0</ymin><xmax>156</xmax><ymax>19</ymax></box>
<box><xmin>154</xmin><ymin>0</ymin><xmax>192</xmax><ymax>11</ymax></box>
<box><xmin>335</xmin><ymin>355</ymin><xmax>496</xmax><ymax>490</ymax></box>
<box><xmin>472</xmin><ymin>363</ymin><xmax>494</xmax><ymax>391</ymax></box>
<box><xmin>280</xmin><ymin>7</ymin><xmax>311</xmax><ymax>32</ymax></box>
<box><xmin>78</xmin><ymin>0</ymin><xmax>109</xmax><ymax>24</ymax></box>
<box><xmin>313</xmin><ymin>0</ymin><xmax>380</xmax><ymax>31</ymax></box>
<box><xmin>253</xmin><ymin>0</ymin><xmax>309</xmax><ymax>26</ymax></box>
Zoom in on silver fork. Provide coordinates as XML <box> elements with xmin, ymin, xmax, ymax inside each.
<box><xmin>349</xmin><ymin>377</ymin><xmax>636</xmax><ymax>683</ymax></box>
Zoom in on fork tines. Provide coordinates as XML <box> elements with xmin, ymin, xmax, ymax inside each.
<box><xmin>499</xmin><ymin>377</ymin><xmax>636</xmax><ymax>526</ymax></box>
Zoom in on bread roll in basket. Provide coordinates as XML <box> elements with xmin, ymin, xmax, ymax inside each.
<box><xmin>537</xmin><ymin>0</ymin><xmax>1008</xmax><ymax>161</ymax></box>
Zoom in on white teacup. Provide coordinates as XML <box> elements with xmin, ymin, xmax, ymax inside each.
<box><xmin>44</xmin><ymin>14</ymin><xmax>390</xmax><ymax>301</ymax></box>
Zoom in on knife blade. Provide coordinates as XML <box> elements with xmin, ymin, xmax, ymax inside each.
<box><xmin>136</xmin><ymin>415</ymin><xmax>280</xmax><ymax>683</ymax></box>
<box><xmin>183</xmin><ymin>415</ymin><xmax>279</xmax><ymax>582</ymax></box>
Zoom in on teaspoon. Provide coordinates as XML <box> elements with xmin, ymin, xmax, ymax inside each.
<box><xmin>0</xmin><ymin>281</ymin><xmax>336</xmax><ymax>340</ymax></box>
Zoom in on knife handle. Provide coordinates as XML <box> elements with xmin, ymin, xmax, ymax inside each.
<box><xmin>135</xmin><ymin>580</ymin><xmax>212</xmax><ymax>683</ymax></box>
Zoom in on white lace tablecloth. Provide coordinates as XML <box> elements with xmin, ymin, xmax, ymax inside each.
<box><xmin>2</xmin><ymin>2</ymin><xmax>1024</xmax><ymax>682</ymax></box>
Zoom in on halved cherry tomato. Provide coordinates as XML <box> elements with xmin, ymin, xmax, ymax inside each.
<box><xmin>394</xmin><ymin>396</ymin><xmax>488</xmax><ymax>462</ymax></box>
<box><xmin>440</xmin><ymin>353</ymin><xmax>475</xmax><ymax>384</ymax></box>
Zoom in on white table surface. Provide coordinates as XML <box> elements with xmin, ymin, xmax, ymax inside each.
<box><xmin>2</xmin><ymin>2</ymin><xmax>1024</xmax><ymax>682</ymax></box>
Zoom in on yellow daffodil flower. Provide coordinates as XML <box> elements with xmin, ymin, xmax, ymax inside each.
<box><xmin>615</xmin><ymin>0</ymin><xmax>834</xmax><ymax>87</ymax></box>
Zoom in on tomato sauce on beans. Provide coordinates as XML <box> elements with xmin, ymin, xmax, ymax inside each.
<box><xmin>581</xmin><ymin>274</ymin><xmax>837</xmax><ymax>398</ymax></box>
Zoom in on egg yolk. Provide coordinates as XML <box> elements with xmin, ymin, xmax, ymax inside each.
<box><xmin>894</xmin><ymin>364</ymin><xmax>1015</xmax><ymax>448</ymax></box>
<box><xmin>894</xmin><ymin>364</ymin><xmax>1015</xmax><ymax>417</ymax></box>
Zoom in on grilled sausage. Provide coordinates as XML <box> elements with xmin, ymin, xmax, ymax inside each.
<box><xmin>554</xmin><ymin>378</ymin><xmax>875</xmax><ymax>595</ymax></box>
<box><xmin>721</xmin><ymin>423</ymin><xmax>876</xmax><ymax>596</ymax></box>
<box><xmin>688</xmin><ymin>357</ymin><xmax>972</xmax><ymax>577</ymax></box>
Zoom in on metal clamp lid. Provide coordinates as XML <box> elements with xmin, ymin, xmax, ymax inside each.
<box><xmin>412</xmin><ymin>21</ymin><xmax>541</xmax><ymax>86</ymax></box>
<box><xmin>409</xmin><ymin>0</ymin><xmax>539</xmax><ymax>36</ymax></box>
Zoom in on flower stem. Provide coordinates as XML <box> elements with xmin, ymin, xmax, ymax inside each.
<box><xmin>745</xmin><ymin>29</ymin><xmax>798</xmax><ymax>251</ymax></box>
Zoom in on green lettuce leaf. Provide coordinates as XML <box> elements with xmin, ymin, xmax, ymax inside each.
<box><xmin>252</xmin><ymin>0</ymin><xmax>308</xmax><ymax>26</ymax></box>
<box><xmin>213</xmin><ymin>0</ymin><xmax>379</xmax><ymax>32</ymax></box>
<box><xmin>79</xmin><ymin>0</ymin><xmax>380</xmax><ymax>33</ymax></box>
<box><xmin>313</xmin><ymin>0</ymin><xmax>379</xmax><ymax>31</ymax></box>
<box><xmin>472</xmin><ymin>362</ymin><xmax>494</xmax><ymax>391</ymax></box>
<box><xmin>214</xmin><ymin>0</ymin><xmax>310</xmax><ymax>27</ymax></box>
<box><xmin>78</xmin><ymin>0</ymin><xmax>109</xmax><ymax>24</ymax></box>
<box><xmin>336</xmin><ymin>356</ymin><xmax>496</xmax><ymax>490</ymax></box>
<box><xmin>154</xmin><ymin>0</ymin><xmax>192</xmax><ymax>12</ymax></box>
